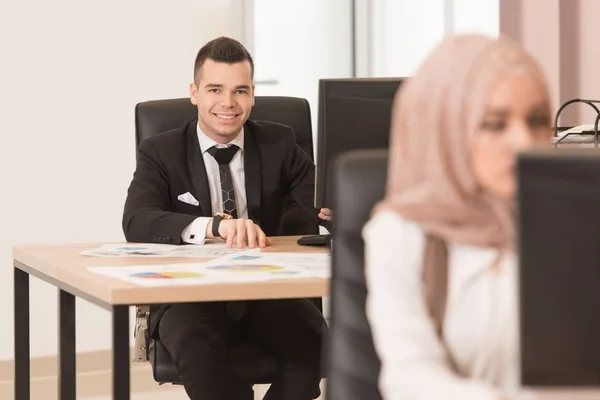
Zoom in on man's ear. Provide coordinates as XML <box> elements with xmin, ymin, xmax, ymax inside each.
<box><xmin>252</xmin><ymin>84</ymin><xmax>256</xmax><ymax>106</ymax></box>
<box><xmin>189</xmin><ymin>82</ymin><xmax>198</xmax><ymax>105</ymax></box>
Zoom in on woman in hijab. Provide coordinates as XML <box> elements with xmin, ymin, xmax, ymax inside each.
<box><xmin>363</xmin><ymin>34</ymin><xmax>552</xmax><ymax>400</ymax></box>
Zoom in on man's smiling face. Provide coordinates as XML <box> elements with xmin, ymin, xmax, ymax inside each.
<box><xmin>190</xmin><ymin>59</ymin><xmax>255</xmax><ymax>144</ymax></box>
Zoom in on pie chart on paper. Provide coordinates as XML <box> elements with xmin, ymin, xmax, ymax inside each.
<box><xmin>130</xmin><ymin>271</ymin><xmax>204</xmax><ymax>279</ymax></box>
<box><xmin>207</xmin><ymin>264</ymin><xmax>283</xmax><ymax>273</ymax></box>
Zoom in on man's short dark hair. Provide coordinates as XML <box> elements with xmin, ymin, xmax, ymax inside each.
<box><xmin>193</xmin><ymin>36</ymin><xmax>254</xmax><ymax>84</ymax></box>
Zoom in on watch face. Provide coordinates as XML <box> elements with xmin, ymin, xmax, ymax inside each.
<box><xmin>215</xmin><ymin>212</ymin><xmax>233</xmax><ymax>219</ymax></box>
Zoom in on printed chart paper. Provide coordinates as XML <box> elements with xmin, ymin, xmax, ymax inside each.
<box><xmin>87</xmin><ymin>251</ymin><xmax>330</xmax><ymax>287</ymax></box>
<box><xmin>80</xmin><ymin>242</ymin><xmax>251</xmax><ymax>259</ymax></box>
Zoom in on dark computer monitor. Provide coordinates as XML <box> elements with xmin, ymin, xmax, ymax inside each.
<box><xmin>297</xmin><ymin>78</ymin><xmax>404</xmax><ymax>246</ymax></box>
<box><xmin>315</xmin><ymin>78</ymin><xmax>404</xmax><ymax>209</ymax></box>
<box><xmin>518</xmin><ymin>149</ymin><xmax>600</xmax><ymax>387</ymax></box>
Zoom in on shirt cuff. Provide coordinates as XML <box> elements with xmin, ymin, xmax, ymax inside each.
<box><xmin>180</xmin><ymin>217</ymin><xmax>211</xmax><ymax>244</ymax></box>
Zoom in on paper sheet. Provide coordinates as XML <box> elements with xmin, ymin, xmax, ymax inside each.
<box><xmin>87</xmin><ymin>251</ymin><xmax>331</xmax><ymax>286</ymax></box>
<box><xmin>557</xmin><ymin>124</ymin><xmax>597</xmax><ymax>137</ymax></box>
<box><xmin>80</xmin><ymin>242</ymin><xmax>252</xmax><ymax>258</ymax></box>
<box><xmin>206</xmin><ymin>251</ymin><xmax>331</xmax><ymax>279</ymax></box>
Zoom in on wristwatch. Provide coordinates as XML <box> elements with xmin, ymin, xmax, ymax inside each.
<box><xmin>212</xmin><ymin>212</ymin><xmax>233</xmax><ymax>238</ymax></box>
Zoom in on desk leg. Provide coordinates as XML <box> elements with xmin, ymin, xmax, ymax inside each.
<box><xmin>58</xmin><ymin>290</ymin><xmax>76</xmax><ymax>400</ymax></box>
<box><xmin>14</xmin><ymin>265</ymin><xmax>30</xmax><ymax>400</ymax></box>
<box><xmin>112</xmin><ymin>306</ymin><xmax>130</xmax><ymax>400</ymax></box>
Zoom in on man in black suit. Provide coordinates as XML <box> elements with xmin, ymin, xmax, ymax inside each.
<box><xmin>122</xmin><ymin>37</ymin><xmax>331</xmax><ymax>400</ymax></box>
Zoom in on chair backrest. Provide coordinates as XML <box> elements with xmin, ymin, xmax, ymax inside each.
<box><xmin>134</xmin><ymin>96</ymin><xmax>318</xmax><ymax>235</ymax></box>
<box><xmin>326</xmin><ymin>149</ymin><xmax>389</xmax><ymax>400</ymax></box>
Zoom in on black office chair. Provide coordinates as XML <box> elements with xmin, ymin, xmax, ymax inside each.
<box><xmin>325</xmin><ymin>149</ymin><xmax>389</xmax><ymax>400</ymax></box>
<box><xmin>133</xmin><ymin>96</ymin><xmax>321</xmax><ymax>393</ymax></box>
<box><xmin>135</xmin><ymin>96</ymin><xmax>319</xmax><ymax>237</ymax></box>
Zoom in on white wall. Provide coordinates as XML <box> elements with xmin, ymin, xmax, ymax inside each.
<box><xmin>251</xmin><ymin>0</ymin><xmax>353</xmax><ymax>136</ymax></box>
<box><xmin>0</xmin><ymin>0</ymin><xmax>244</xmax><ymax>361</ymax></box>
<box><xmin>370</xmin><ymin>0</ymin><xmax>447</xmax><ymax>77</ymax></box>
<box><xmin>367</xmin><ymin>0</ymin><xmax>500</xmax><ymax>78</ymax></box>
<box><xmin>452</xmin><ymin>0</ymin><xmax>499</xmax><ymax>37</ymax></box>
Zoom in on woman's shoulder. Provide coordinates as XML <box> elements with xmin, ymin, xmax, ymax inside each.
<box><xmin>362</xmin><ymin>210</ymin><xmax>425</xmax><ymax>248</ymax></box>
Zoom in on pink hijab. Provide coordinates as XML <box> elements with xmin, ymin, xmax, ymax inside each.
<box><xmin>377</xmin><ymin>34</ymin><xmax>551</xmax><ymax>250</ymax></box>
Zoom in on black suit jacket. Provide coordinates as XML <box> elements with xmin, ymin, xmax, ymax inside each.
<box><xmin>122</xmin><ymin>119</ymin><xmax>320</xmax><ymax>335</ymax></box>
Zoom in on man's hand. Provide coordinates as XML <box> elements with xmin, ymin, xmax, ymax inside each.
<box><xmin>208</xmin><ymin>218</ymin><xmax>272</xmax><ymax>249</ymax></box>
<box><xmin>318</xmin><ymin>208</ymin><xmax>333</xmax><ymax>221</ymax></box>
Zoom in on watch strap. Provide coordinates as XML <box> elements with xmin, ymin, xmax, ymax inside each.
<box><xmin>212</xmin><ymin>215</ymin><xmax>223</xmax><ymax>238</ymax></box>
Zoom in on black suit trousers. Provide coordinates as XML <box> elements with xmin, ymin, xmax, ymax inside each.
<box><xmin>158</xmin><ymin>299</ymin><xmax>326</xmax><ymax>400</ymax></box>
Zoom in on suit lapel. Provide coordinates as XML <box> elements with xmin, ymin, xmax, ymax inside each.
<box><xmin>186</xmin><ymin>122</ymin><xmax>212</xmax><ymax>216</ymax></box>
<box><xmin>244</xmin><ymin>123</ymin><xmax>262</xmax><ymax>223</ymax></box>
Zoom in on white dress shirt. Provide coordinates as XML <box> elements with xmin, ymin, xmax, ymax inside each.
<box><xmin>363</xmin><ymin>211</ymin><xmax>519</xmax><ymax>400</ymax></box>
<box><xmin>180</xmin><ymin>124</ymin><xmax>248</xmax><ymax>244</ymax></box>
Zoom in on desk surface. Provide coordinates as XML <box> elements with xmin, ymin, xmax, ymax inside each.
<box><xmin>13</xmin><ymin>236</ymin><xmax>329</xmax><ymax>306</ymax></box>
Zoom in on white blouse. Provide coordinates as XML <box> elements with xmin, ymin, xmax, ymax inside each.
<box><xmin>363</xmin><ymin>211</ymin><xmax>520</xmax><ymax>400</ymax></box>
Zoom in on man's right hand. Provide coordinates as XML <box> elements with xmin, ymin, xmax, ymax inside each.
<box><xmin>207</xmin><ymin>218</ymin><xmax>272</xmax><ymax>249</ymax></box>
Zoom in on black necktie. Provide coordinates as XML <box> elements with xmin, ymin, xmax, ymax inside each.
<box><xmin>207</xmin><ymin>145</ymin><xmax>246</xmax><ymax>320</ymax></box>
<box><xmin>207</xmin><ymin>145</ymin><xmax>240</xmax><ymax>218</ymax></box>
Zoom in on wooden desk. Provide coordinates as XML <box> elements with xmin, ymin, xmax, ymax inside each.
<box><xmin>12</xmin><ymin>236</ymin><xmax>329</xmax><ymax>400</ymax></box>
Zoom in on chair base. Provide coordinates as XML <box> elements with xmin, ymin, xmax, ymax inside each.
<box><xmin>149</xmin><ymin>337</ymin><xmax>280</xmax><ymax>385</ymax></box>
